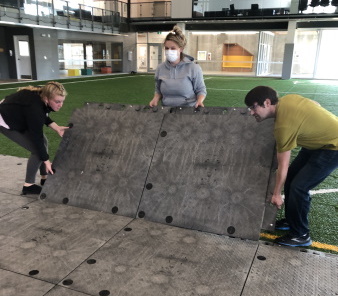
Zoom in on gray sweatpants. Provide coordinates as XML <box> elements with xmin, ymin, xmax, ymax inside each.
<box><xmin>0</xmin><ymin>126</ymin><xmax>48</xmax><ymax>183</ymax></box>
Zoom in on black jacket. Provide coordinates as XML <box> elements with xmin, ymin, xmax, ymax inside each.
<box><xmin>0</xmin><ymin>89</ymin><xmax>54</xmax><ymax>161</ymax></box>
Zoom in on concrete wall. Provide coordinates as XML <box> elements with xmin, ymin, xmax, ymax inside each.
<box><xmin>122</xmin><ymin>33</ymin><xmax>138</xmax><ymax>73</ymax></box>
<box><xmin>172</xmin><ymin>0</ymin><xmax>193</xmax><ymax>18</ymax></box>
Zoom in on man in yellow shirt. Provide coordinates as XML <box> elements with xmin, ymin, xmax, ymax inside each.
<box><xmin>245</xmin><ymin>86</ymin><xmax>338</xmax><ymax>247</ymax></box>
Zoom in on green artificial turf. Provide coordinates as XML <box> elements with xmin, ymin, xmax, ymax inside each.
<box><xmin>0</xmin><ymin>74</ymin><xmax>337</xmax><ymax>252</ymax></box>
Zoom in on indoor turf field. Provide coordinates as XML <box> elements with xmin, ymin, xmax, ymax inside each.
<box><xmin>0</xmin><ymin>74</ymin><xmax>337</xmax><ymax>254</ymax></box>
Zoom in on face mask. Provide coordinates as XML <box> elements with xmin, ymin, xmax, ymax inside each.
<box><xmin>165</xmin><ymin>50</ymin><xmax>179</xmax><ymax>63</ymax></box>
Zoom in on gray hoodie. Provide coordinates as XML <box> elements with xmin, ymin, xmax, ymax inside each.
<box><xmin>154</xmin><ymin>55</ymin><xmax>207</xmax><ymax>107</ymax></box>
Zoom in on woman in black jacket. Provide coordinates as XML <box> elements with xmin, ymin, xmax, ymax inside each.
<box><xmin>0</xmin><ymin>81</ymin><xmax>68</xmax><ymax>195</ymax></box>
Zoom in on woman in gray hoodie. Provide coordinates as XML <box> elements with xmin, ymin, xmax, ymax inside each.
<box><xmin>149</xmin><ymin>26</ymin><xmax>207</xmax><ymax>108</ymax></box>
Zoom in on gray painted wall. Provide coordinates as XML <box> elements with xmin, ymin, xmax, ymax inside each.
<box><xmin>33</xmin><ymin>29</ymin><xmax>60</xmax><ymax>80</ymax></box>
<box><xmin>0</xmin><ymin>27</ymin><xmax>9</xmax><ymax>80</ymax></box>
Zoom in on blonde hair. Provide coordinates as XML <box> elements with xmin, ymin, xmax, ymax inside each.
<box><xmin>18</xmin><ymin>81</ymin><xmax>67</xmax><ymax>99</ymax></box>
<box><xmin>164</xmin><ymin>26</ymin><xmax>187</xmax><ymax>59</ymax></box>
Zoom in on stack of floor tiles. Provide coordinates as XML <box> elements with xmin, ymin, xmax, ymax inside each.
<box><xmin>41</xmin><ymin>104</ymin><xmax>277</xmax><ymax>240</ymax></box>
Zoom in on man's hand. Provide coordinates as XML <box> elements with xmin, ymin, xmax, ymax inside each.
<box><xmin>271</xmin><ymin>194</ymin><xmax>284</xmax><ymax>209</ymax></box>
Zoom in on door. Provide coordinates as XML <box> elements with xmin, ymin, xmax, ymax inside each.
<box><xmin>111</xmin><ymin>42</ymin><xmax>123</xmax><ymax>72</ymax></box>
<box><xmin>14</xmin><ymin>35</ymin><xmax>32</xmax><ymax>79</ymax></box>
<box><xmin>257</xmin><ymin>31</ymin><xmax>274</xmax><ymax>76</ymax></box>
<box><xmin>148</xmin><ymin>44</ymin><xmax>162</xmax><ymax>72</ymax></box>
<box><xmin>137</xmin><ymin>44</ymin><xmax>147</xmax><ymax>72</ymax></box>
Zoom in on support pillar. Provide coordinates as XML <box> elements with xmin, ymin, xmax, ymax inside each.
<box><xmin>281</xmin><ymin>21</ymin><xmax>297</xmax><ymax>80</ymax></box>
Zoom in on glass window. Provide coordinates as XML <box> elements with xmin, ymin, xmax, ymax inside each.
<box><xmin>18</xmin><ymin>41</ymin><xmax>30</xmax><ymax>56</ymax></box>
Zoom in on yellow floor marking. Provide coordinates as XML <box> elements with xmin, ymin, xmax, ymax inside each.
<box><xmin>260</xmin><ymin>233</ymin><xmax>338</xmax><ymax>252</ymax></box>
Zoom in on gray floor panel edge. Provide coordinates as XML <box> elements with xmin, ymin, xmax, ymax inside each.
<box><xmin>45</xmin><ymin>285</ymin><xmax>93</xmax><ymax>296</ymax></box>
<box><xmin>58</xmin><ymin>219</ymin><xmax>259</xmax><ymax>296</ymax></box>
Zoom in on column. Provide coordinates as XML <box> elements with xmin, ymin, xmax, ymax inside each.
<box><xmin>281</xmin><ymin>21</ymin><xmax>297</xmax><ymax>80</ymax></box>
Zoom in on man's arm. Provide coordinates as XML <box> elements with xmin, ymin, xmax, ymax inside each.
<box><xmin>271</xmin><ymin>150</ymin><xmax>291</xmax><ymax>209</ymax></box>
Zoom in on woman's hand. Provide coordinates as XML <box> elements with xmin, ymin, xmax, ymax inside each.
<box><xmin>49</xmin><ymin>122</ymin><xmax>69</xmax><ymax>137</ymax></box>
<box><xmin>195</xmin><ymin>95</ymin><xmax>205</xmax><ymax>108</ymax></box>
<box><xmin>44</xmin><ymin>160</ymin><xmax>54</xmax><ymax>175</ymax></box>
<box><xmin>149</xmin><ymin>98</ymin><xmax>159</xmax><ymax>107</ymax></box>
<box><xmin>149</xmin><ymin>93</ymin><xmax>162</xmax><ymax>107</ymax></box>
<box><xmin>55</xmin><ymin>126</ymin><xmax>69</xmax><ymax>137</ymax></box>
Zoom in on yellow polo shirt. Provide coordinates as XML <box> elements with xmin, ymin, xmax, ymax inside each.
<box><xmin>274</xmin><ymin>94</ymin><xmax>338</xmax><ymax>153</ymax></box>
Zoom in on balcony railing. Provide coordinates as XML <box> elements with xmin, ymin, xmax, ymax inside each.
<box><xmin>0</xmin><ymin>0</ymin><xmax>127</xmax><ymax>33</ymax></box>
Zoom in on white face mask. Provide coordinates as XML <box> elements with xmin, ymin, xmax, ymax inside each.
<box><xmin>165</xmin><ymin>49</ymin><xmax>179</xmax><ymax>63</ymax></box>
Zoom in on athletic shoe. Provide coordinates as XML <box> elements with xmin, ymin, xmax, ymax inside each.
<box><xmin>274</xmin><ymin>233</ymin><xmax>312</xmax><ymax>247</ymax></box>
<box><xmin>22</xmin><ymin>184</ymin><xmax>42</xmax><ymax>195</ymax></box>
<box><xmin>40</xmin><ymin>179</ymin><xmax>46</xmax><ymax>186</ymax></box>
<box><xmin>275</xmin><ymin>218</ymin><xmax>290</xmax><ymax>231</ymax></box>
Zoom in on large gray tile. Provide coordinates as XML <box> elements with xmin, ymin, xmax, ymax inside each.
<box><xmin>139</xmin><ymin>111</ymin><xmax>276</xmax><ymax>240</ymax></box>
<box><xmin>41</xmin><ymin>106</ymin><xmax>166</xmax><ymax>217</ymax></box>
<box><xmin>61</xmin><ymin>219</ymin><xmax>258</xmax><ymax>296</ymax></box>
<box><xmin>0</xmin><ymin>201</ymin><xmax>132</xmax><ymax>283</ymax></box>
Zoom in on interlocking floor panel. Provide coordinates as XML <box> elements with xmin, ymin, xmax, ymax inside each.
<box><xmin>0</xmin><ymin>269</ymin><xmax>54</xmax><ymax>296</ymax></box>
<box><xmin>0</xmin><ymin>191</ymin><xmax>35</xmax><ymax>217</ymax></box>
<box><xmin>242</xmin><ymin>243</ymin><xmax>338</xmax><ymax>296</ymax></box>
<box><xmin>0</xmin><ymin>201</ymin><xmax>132</xmax><ymax>284</ymax></box>
<box><xmin>59</xmin><ymin>219</ymin><xmax>259</xmax><ymax>296</ymax></box>
<box><xmin>138</xmin><ymin>112</ymin><xmax>276</xmax><ymax>240</ymax></box>
<box><xmin>41</xmin><ymin>105</ymin><xmax>166</xmax><ymax>217</ymax></box>
<box><xmin>40</xmin><ymin>105</ymin><xmax>276</xmax><ymax>240</ymax></box>
<box><xmin>0</xmin><ymin>155</ymin><xmax>28</xmax><ymax>195</ymax></box>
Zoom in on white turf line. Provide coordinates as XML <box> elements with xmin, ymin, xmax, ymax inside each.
<box><xmin>0</xmin><ymin>75</ymin><xmax>146</xmax><ymax>92</ymax></box>
<box><xmin>310</xmin><ymin>188</ymin><xmax>338</xmax><ymax>195</ymax></box>
<box><xmin>207</xmin><ymin>87</ymin><xmax>338</xmax><ymax>96</ymax></box>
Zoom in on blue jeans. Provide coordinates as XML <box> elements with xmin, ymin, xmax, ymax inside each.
<box><xmin>284</xmin><ymin>148</ymin><xmax>338</xmax><ymax>236</ymax></box>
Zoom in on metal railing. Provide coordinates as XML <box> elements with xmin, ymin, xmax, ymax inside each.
<box><xmin>0</xmin><ymin>0</ymin><xmax>127</xmax><ymax>33</ymax></box>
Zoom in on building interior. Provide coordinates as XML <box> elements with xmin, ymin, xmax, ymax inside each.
<box><xmin>0</xmin><ymin>0</ymin><xmax>338</xmax><ymax>81</ymax></box>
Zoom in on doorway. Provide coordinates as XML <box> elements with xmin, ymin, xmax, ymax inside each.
<box><xmin>314</xmin><ymin>30</ymin><xmax>338</xmax><ymax>79</ymax></box>
<box><xmin>257</xmin><ymin>32</ymin><xmax>274</xmax><ymax>76</ymax></box>
<box><xmin>13</xmin><ymin>35</ymin><xmax>32</xmax><ymax>79</ymax></box>
<box><xmin>148</xmin><ymin>44</ymin><xmax>162</xmax><ymax>72</ymax></box>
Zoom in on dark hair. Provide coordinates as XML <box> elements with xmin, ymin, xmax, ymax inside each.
<box><xmin>245</xmin><ymin>86</ymin><xmax>279</xmax><ymax>107</ymax></box>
